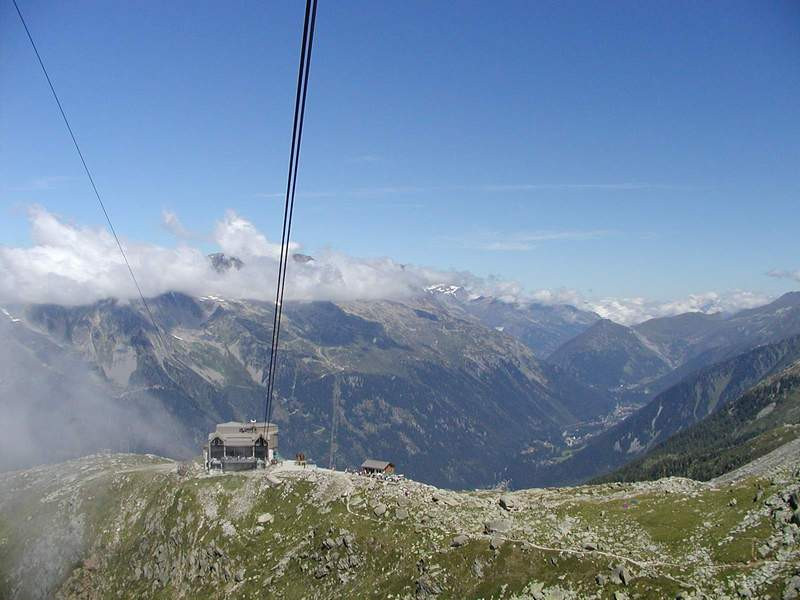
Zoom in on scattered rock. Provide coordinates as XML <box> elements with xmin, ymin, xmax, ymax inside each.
<box><xmin>373</xmin><ymin>503</ymin><xmax>387</xmax><ymax>517</ymax></box>
<box><xmin>82</xmin><ymin>557</ymin><xmax>98</xmax><ymax>571</ymax></box>
<box><xmin>221</xmin><ymin>521</ymin><xmax>236</xmax><ymax>537</ymax></box>
<box><xmin>451</xmin><ymin>534</ymin><xmax>469</xmax><ymax>547</ymax></box>
<box><xmin>489</xmin><ymin>536</ymin><xmax>504</xmax><ymax>550</ymax></box>
<box><xmin>729</xmin><ymin>498</ymin><xmax>738</xmax><ymax>507</ymax></box>
<box><xmin>613</xmin><ymin>592</ymin><xmax>629</xmax><ymax>600</ymax></box>
<box><xmin>499</xmin><ymin>495</ymin><xmax>514</xmax><ymax>511</ymax></box>
<box><xmin>396</xmin><ymin>508</ymin><xmax>409</xmax><ymax>520</ymax></box>
<box><xmin>595</xmin><ymin>574</ymin><xmax>607</xmax><ymax>586</ymax></box>
<box><xmin>416</xmin><ymin>575</ymin><xmax>443</xmax><ymax>599</ymax></box>
<box><xmin>783</xmin><ymin>575</ymin><xmax>800</xmax><ymax>600</ymax></box>
<box><xmin>610</xmin><ymin>564</ymin><xmax>631</xmax><ymax>586</ymax></box>
<box><xmin>583</xmin><ymin>541</ymin><xmax>597</xmax><ymax>551</ymax></box>
<box><xmin>472</xmin><ymin>558</ymin><xmax>485</xmax><ymax>578</ymax></box>
<box><xmin>484</xmin><ymin>519</ymin><xmax>512</xmax><ymax>534</ymax></box>
<box><xmin>314</xmin><ymin>565</ymin><xmax>329</xmax><ymax>579</ymax></box>
<box><xmin>256</xmin><ymin>512</ymin><xmax>274</xmax><ymax>525</ymax></box>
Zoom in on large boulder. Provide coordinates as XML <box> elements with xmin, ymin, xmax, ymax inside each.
<box><xmin>611</xmin><ymin>564</ymin><xmax>631</xmax><ymax>586</ymax></box>
<box><xmin>256</xmin><ymin>513</ymin><xmax>274</xmax><ymax>525</ymax></box>
<box><xmin>484</xmin><ymin>520</ymin><xmax>512</xmax><ymax>534</ymax></box>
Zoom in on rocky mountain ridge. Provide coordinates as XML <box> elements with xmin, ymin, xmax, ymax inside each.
<box><xmin>1</xmin><ymin>444</ymin><xmax>799</xmax><ymax>599</ymax></box>
<box><xmin>1</xmin><ymin>292</ymin><xmax>611</xmax><ymax>489</ymax></box>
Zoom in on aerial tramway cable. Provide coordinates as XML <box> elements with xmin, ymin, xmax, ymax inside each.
<box><xmin>262</xmin><ymin>0</ymin><xmax>319</xmax><ymax>439</ymax></box>
<box><xmin>12</xmin><ymin>0</ymin><xmax>168</xmax><ymax>351</ymax></box>
<box><xmin>15</xmin><ymin>0</ymin><xmax>318</xmax><ymax>439</ymax></box>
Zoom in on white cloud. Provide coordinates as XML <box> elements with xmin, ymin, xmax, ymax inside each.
<box><xmin>161</xmin><ymin>210</ymin><xmax>194</xmax><ymax>240</ymax></box>
<box><xmin>583</xmin><ymin>291</ymin><xmax>772</xmax><ymax>325</ymax></box>
<box><xmin>0</xmin><ymin>207</ymin><xmax>454</xmax><ymax>306</ymax></box>
<box><xmin>0</xmin><ymin>207</ymin><xmax>776</xmax><ymax>326</ymax></box>
<box><xmin>767</xmin><ymin>269</ymin><xmax>800</xmax><ymax>283</ymax></box>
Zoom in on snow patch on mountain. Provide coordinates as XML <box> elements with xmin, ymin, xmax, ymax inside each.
<box><xmin>425</xmin><ymin>284</ymin><xmax>462</xmax><ymax>296</ymax></box>
<box><xmin>1</xmin><ymin>307</ymin><xmax>21</xmax><ymax>322</ymax></box>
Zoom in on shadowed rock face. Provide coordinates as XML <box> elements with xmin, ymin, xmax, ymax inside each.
<box><xmin>6</xmin><ymin>294</ymin><xmax>612</xmax><ymax>489</ymax></box>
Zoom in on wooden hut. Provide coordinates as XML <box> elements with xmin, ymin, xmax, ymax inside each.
<box><xmin>360</xmin><ymin>459</ymin><xmax>395</xmax><ymax>475</ymax></box>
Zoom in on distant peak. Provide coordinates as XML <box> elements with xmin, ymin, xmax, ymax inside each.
<box><xmin>208</xmin><ymin>253</ymin><xmax>244</xmax><ymax>273</ymax></box>
<box><xmin>292</xmin><ymin>253</ymin><xmax>315</xmax><ymax>264</ymax></box>
<box><xmin>425</xmin><ymin>284</ymin><xmax>463</xmax><ymax>297</ymax></box>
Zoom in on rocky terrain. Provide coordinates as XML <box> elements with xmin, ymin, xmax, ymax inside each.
<box><xmin>2</xmin><ymin>444</ymin><xmax>800</xmax><ymax>600</ymax></box>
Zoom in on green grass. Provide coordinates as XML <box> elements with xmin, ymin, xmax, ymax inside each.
<box><xmin>3</xmin><ymin>456</ymin><xmax>798</xmax><ymax>600</ymax></box>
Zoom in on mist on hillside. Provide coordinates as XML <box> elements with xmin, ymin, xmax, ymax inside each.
<box><xmin>0</xmin><ymin>321</ymin><xmax>193</xmax><ymax>472</ymax></box>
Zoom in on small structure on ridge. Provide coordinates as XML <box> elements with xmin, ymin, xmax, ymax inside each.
<box><xmin>360</xmin><ymin>459</ymin><xmax>395</xmax><ymax>475</ymax></box>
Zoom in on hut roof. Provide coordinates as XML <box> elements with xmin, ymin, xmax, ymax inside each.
<box><xmin>208</xmin><ymin>421</ymin><xmax>278</xmax><ymax>446</ymax></box>
<box><xmin>361</xmin><ymin>459</ymin><xmax>394</xmax><ymax>471</ymax></box>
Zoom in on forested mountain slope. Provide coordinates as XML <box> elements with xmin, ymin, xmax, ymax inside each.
<box><xmin>525</xmin><ymin>334</ymin><xmax>800</xmax><ymax>486</ymax></box>
<box><xmin>599</xmin><ymin>359</ymin><xmax>800</xmax><ymax>483</ymax></box>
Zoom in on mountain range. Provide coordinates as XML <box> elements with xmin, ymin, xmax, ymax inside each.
<box><xmin>1</xmin><ymin>288</ymin><xmax>610</xmax><ymax>488</ymax></box>
<box><xmin>600</xmin><ymin>354</ymin><xmax>800</xmax><ymax>483</ymax></box>
<box><xmin>548</xmin><ymin>292</ymin><xmax>800</xmax><ymax>401</ymax></box>
<box><xmin>525</xmin><ymin>293</ymin><xmax>800</xmax><ymax>486</ymax></box>
<box><xmin>3</xmin><ymin>273</ymin><xmax>800</xmax><ymax>490</ymax></box>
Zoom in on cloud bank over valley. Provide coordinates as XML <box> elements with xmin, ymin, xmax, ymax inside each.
<box><xmin>0</xmin><ymin>207</ymin><xmax>777</xmax><ymax>325</ymax></box>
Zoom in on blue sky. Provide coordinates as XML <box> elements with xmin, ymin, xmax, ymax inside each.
<box><xmin>2</xmin><ymin>0</ymin><xmax>799</xmax><ymax>305</ymax></box>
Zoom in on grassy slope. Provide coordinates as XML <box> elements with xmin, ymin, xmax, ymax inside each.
<box><xmin>1</xmin><ymin>453</ymin><xmax>799</xmax><ymax>600</ymax></box>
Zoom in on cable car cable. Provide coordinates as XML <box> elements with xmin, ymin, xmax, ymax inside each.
<box><xmin>12</xmin><ymin>0</ymin><xmax>168</xmax><ymax>351</ymax></box>
<box><xmin>263</xmin><ymin>0</ymin><xmax>318</xmax><ymax>436</ymax></box>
